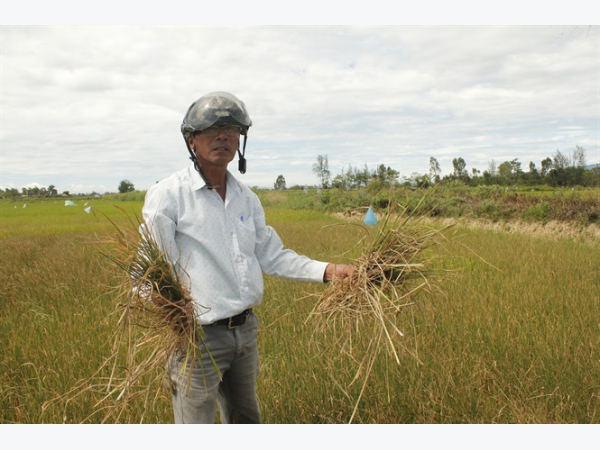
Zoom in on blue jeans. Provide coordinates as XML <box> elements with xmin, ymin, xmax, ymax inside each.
<box><xmin>166</xmin><ymin>313</ymin><xmax>261</xmax><ymax>424</ymax></box>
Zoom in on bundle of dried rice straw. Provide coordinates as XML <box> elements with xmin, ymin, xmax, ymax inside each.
<box><xmin>309</xmin><ymin>198</ymin><xmax>456</xmax><ymax>422</ymax></box>
<box><xmin>46</xmin><ymin>208</ymin><xmax>216</xmax><ymax>423</ymax></box>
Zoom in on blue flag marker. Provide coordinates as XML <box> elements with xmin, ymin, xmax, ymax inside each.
<box><xmin>363</xmin><ymin>207</ymin><xmax>377</xmax><ymax>226</ymax></box>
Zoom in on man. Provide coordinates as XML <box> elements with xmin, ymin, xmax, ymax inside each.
<box><xmin>142</xmin><ymin>91</ymin><xmax>353</xmax><ymax>424</ymax></box>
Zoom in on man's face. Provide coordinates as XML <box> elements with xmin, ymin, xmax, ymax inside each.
<box><xmin>190</xmin><ymin>124</ymin><xmax>241</xmax><ymax>169</ymax></box>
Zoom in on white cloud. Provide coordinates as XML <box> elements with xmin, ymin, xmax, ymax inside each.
<box><xmin>1</xmin><ymin>25</ymin><xmax>598</xmax><ymax>193</ymax></box>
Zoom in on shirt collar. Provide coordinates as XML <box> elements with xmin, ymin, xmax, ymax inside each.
<box><xmin>188</xmin><ymin>164</ymin><xmax>205</xmax><ymax>191</ymax></box>
<box><xmin>188</xmin><ymin>164</ymin><xmax>240</xmax><ymax>197</ymax></box>
<box><xmin>225</xmin><ymin>170</ymin><xmax>241</xmax><ymax>201</ymax></box>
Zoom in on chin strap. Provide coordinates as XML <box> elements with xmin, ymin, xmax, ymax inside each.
<box><xmin>185</xmin><ymin>132</ymin><xmax>247</xmax><ymax>188</ymax></box>
<box><xmin>237</xmin><ymin>134</ymin><xmax>247</xmax><ymax>174</ymax></box>
<box><xmin>193</xmin><ymin>157</ymin><xmax>218</xmax><ymax>190</ymax></box>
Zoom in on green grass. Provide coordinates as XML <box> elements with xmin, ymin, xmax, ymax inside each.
<box><xmin>256</xmin><ymin>186</ymin><xmax>600</xmax><ymax>226</ymax></box>
<box><xmin>0</xmin><ymin>199</ymin><xmax>143</xmax><ymax>238</ymax></box>
<box><xmin>0</xmin><ymin>201</ymin><xmax>598</xmax><ymax>423</ymax></box>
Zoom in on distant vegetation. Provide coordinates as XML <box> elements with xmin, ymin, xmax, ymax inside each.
<box><xmin>304</xmin><ymin>147</ymin><xmax>598</xmax><ymax>191</ymax></box>
<box><xmin>3</xmin><ymin>183</ymin><xmax>598</xmax><ymax>228</ymax></box>
<box><xmin>2</xmin><ymin>146</ymin><xmax>597</xmax><ymax>200</ymax></box>
<box><xmin>256</xmin><ymin>184</ymin><xmax>599</xmax><ymax>228</ymax></box>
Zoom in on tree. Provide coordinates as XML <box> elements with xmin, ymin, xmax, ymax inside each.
<box><xmin>510</xmin><ymin>158</ymin><xmax>523</xmax><ymax>179</ymax></box>
<box><xmin>452</xmin><ymin>157</ymin><xmax>468</xmax><ymax>180</ymax></box>
<box><xmin>2</xmin><ymin>188</ymin><xmax>19</xmax><ymax>198</ymax></box>
<box><xmin>583</xmin><ymin>166</ymin><xmax>600</xmax><ymax>187</ymax></box>
<box><xmin>528</xmin><ymin>161</ymin><xmax>537</xmax><ymax>175</ymax></box>
<box><xmin>497</xmin><ymin>161</ymin><xmax>513</xmax><ymax>183</ymax></box>
<box><xmin>374</xmin><ymin>164</ymin><xmax>399</xmax><ymax>185</ymax></box>
<box><xmin>487</xmin><ymin>159</ymin><xmax>498</xmax><ymax>177</ymax></box>
<box><xmin>540</xmin><ymin>157</ymin><xmax>553</xmax><ymax>177</ymax></box>
<box><xmin>553</xmin><ymin>150</ymin><xmax>570</xmax><ymax>170</ymax></box>
<box><xmin>525</xmin><ymin>161</ymin><xmax>540</xmax><ymax>185</ymax></box>
<box><xmin>572</xmin><ymin>145</ymin><xmax>586</xmax><ymax>168</ymax></box>
<box><xmin>118</xmin><ymin>179</ymin><xmax>135</xmax><ymax>193</ymax></box>
<box><xmin>312</xmin><ymin>155</ymin><xmax>331</xmax><ymax>189</ymax></box>
<box><xmin>355</xmin><ymin>164</ymin><xmax>370</xmax><ymax>188</ymax></box>
<box><xmin>482</xmin><ymin>170</ymin><xmax>493</xmax><ymax>185</ymax></box>
<box><xmin>412</xmin><ymin>173</ymin><xmax>431</xmax><ymax>188</ymax></box>
<box><xmin>331</xmin><ymin>168</ymin><xmax>348</xmax><ymax>189</ymax></box>
<box><xmin>429</xmin><ymin>157</ymin><xmax>441</xmax><ymax>183</ymax></box>
<box><xmin>273</xmin><ymin>174</ymin><xmax>287</xmax><ymax>190</ymax></box>
<box><xmin>547</xmin><ymin>148</ymin><xmax>588</xmax><ymax>186</ymax></box>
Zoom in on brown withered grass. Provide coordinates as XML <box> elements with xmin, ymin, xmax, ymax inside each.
<box><xmin>44</xmin><ymin>208</ymin><xmax>216</xmax><ymax>423</ymax></box>
<box><xmin>309</xmin><ymin>198</ymin><xmax>458</xmax><ymax>422</ymax></box>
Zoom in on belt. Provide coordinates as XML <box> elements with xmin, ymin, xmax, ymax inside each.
<box><xmin>210</xmin><ymin>309</ymin><xmax>252</xmax><ymax>328</ymax></box>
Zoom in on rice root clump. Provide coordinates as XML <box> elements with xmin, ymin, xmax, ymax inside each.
<box><xmin>309</xmin><ymin>202</ymin><xmax>456</xmax><ymax>422</ymax></box>
<box><xmin>44</xmin><ymin>210</ymin><xmax>216</xmax><ymax>423</ymax></box>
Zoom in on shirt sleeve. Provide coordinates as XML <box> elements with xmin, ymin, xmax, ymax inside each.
<box><xmin>141</xmin><ymin>183</ymin><xmax>181</xmax><ymax>268</ymax></box>
<box><xmin>251</xmin><ymin>194</ymin><xmax>328</xmax><ymax>283</ymax></box>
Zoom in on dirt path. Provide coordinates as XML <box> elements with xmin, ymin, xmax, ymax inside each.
<box><xmin>333</xmin><ymin>211</ymin><xmax>600</xmax><ymax>245</ymax></box>
<box><xmin>429</xmin><ymin>217</ymin><xmax>599</xmax><ymax>244</ymax></box>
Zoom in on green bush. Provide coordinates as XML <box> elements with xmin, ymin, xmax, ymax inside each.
<box><xmin>524</xmin><ymin>201</ymin><xmax>552</xmax><ymax>223</ymax></box>
<box><xmin>479</xmin><ymin>200</ymin><xmax>502</xmax><ymax>221</ymax></box>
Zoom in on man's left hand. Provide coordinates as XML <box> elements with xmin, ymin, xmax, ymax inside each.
<box><xmin>323</xmin><ymin>263</ymin><xmax>354</xmax><ymax>282</ymax></box>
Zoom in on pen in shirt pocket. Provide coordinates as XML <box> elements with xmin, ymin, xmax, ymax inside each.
<box><xmin>240</xmin><ymin>215</ymin><xmax>244</xmax><ymax>223</ymax></box>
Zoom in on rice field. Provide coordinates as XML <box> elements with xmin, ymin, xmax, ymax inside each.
<box><xmin>0</xmin><ymin>197</ymin><xmax>598</xmax><ymax>424</ymax></box>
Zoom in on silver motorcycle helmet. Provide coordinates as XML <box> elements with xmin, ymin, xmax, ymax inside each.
<box><xmin>181</xmin><ymin>91</ymin><xmax>252</xmax><ymax>138</ymax></box>
<box><xmin>181</xmin><ymin>91</ymin><xmax>252</xmax><ymax>179</ymax></box>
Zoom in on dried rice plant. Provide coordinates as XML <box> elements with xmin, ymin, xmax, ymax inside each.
<box><xmin>309</xmin><ymin>197</ymin><xmax>457</xmax><ymax>423</ymax></box>
<box><xmin>44</xmin><ymin>208</ymin><xmax>217</xmax><ymax>423</ymax></box>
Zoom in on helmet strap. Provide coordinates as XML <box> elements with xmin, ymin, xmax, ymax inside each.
<box><xmin>237</xmin><ymin>134</ymin><xmax>247</xmax><ymax>174</ymax></box>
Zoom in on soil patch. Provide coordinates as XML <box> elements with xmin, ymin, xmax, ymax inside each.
<box><xmin>332</xmin><ymin>211</ymin><xmax>600</xmax><ymax>245</ymax></box>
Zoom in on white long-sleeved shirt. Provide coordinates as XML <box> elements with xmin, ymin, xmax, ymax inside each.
<box><xmin>142</xmin><ymin>164</ymin><xmax>329</xmax><ymax>325</ymax></box>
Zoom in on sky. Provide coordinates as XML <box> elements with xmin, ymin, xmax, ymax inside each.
<box><xmin>1</xmin><ymin>7</ymin><xmax>599</xmax><ymax>194</ymax></box>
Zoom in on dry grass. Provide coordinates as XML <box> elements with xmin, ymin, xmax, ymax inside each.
<box><xmin>2</xmin><ymin>200</ymin><xmax>598</xmax><ymax>424</ymax></box>
<box><xmin>308</xmin><ymin>199</ymin><xmax>457</xmax><ymax>422</ymax></box>
<box><xmin>43</xmin><ymin>208</ymin><xmax>216</xmax><ymax>423</ymax></box>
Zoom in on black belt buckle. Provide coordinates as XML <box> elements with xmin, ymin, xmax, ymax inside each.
<box><xmin>228</xmin><ymin>309</ymin><xmax>250</xmax><ymax>329</ymax></box>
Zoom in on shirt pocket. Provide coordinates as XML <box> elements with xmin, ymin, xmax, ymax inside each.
<box><xmin>234</xmin><ymin>216</ymin><xmax>257</xmax><ymax>256</ymax></box>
